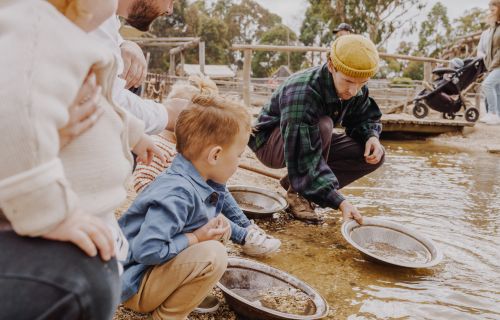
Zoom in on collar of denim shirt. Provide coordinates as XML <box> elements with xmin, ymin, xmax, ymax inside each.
<box><xmin>169</xmin><ymin>154</ymin><xmax>227</xmax><ymax>208</ymax></box>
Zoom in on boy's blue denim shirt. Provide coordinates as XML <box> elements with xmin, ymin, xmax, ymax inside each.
<box><xmin>118</xmin><ymin>154</ymin><xmax>250</xmax><ymax>302</ymax></box>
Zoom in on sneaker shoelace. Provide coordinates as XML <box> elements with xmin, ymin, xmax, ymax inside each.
<box><xmin>246</xmin><ymin>228</ymin><xmax>271</xmax><ymax>246</ymax></box>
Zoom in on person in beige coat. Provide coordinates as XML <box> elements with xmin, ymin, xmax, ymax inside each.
<box><xmin>0</xmin><ymin>0</ymin><xmax>164</xmax><ymax>318</ymax></box>
<box><xmin>481</xmin><ymin>0</ymin><xmax>500</xmax><ymax>125</ymax></box>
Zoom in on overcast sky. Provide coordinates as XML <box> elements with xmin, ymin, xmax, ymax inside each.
<box><xmin>252</xmin><ymin>0</ymin><xmax>490</xmax><ymax>51</ymax></box>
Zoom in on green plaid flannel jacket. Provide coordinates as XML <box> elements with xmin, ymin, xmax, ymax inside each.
<box><xmin>249</xmin><ymin>63</ymin><xmax>382</xmax><ymax>209</ymax></box>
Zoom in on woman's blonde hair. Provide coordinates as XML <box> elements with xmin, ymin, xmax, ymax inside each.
<box><xmin>488</xmin><ymin>0</ymin><xmax>500</xmax><ymax>26</ymax></box>
<box><xmin>175</xmin><ymin>92</ymin><xmax>251</xmax><ymax>161</ymax></box>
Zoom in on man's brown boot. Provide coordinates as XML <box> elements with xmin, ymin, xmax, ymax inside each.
<box><xmin>286</xmin><ymin>190</ymin><xmax>324</xmax><ymax>224</ymax></box>
<box><xmin>279</xmin><ymin>174</ymin><xmax>290</xmax><ymax>191</ymax></box>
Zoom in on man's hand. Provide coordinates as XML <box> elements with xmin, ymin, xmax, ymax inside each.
<box><xmin>364</xmin><ymin>136</ymin><xmax>384</xmax><ymax>165</ymax></box>
<box><xmin>120</xmin><ymin>40</ymin><xmax>147</xmax><ymax>89</ymax></box>
<box><xmin>132</xmin><ymin>134</ymin><xmax>167</xmax><ymax>165</ymax></box>
<box><xmin>339</xmin><ymin>200</ymin><xmax>363</xmax><ymax>224</ymax></box>
<box><xmin>43</xmin><ymin>213</ymin><xmax>115</xmax><ymax>261</ymax></box>
<box><xmin>59</xmin><ymin>73</ymin><xmax>103</xmax><ymax>149</ymax></box>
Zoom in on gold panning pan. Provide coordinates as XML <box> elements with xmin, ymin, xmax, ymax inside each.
<box><xmin>228</xmin><ymin>185</ymin><xmax>288</xmax><ymax>219</ymax></box>
<box><xmin>217</xmin><ymin>257</ymin><xmax>329</xmax><ymax>320</ymax></box>
<box><xmin>341</xmin><ymin>218</ymin><xmax>442</xmax><ymax>268</ymax></box>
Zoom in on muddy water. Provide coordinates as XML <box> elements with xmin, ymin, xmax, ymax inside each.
<box><xmin>258</xmin><ymin>141</ymin><xmax>500</xmax><ymax>319</ymax></box>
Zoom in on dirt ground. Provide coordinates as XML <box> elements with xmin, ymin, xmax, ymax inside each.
<box><xmin>113</xmin><ymin>147</ymin><xmax>345</xmax><ymax>320</ymax></box>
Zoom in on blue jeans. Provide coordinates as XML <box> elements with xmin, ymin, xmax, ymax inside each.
<box><xmin>0</xmin><ymin>231</ymin><xmax>120</xmax><ymax>320</ymax></box>
<box><xmin>483</xmin><ymin>68</ymin><xmax>500</xmax><ymax>115</ymax></box>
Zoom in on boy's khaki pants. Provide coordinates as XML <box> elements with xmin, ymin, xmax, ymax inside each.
<box><xmin>123</xmin><ymin>240</ymin><xmax>228</xmax><ymax>320</ymax></box>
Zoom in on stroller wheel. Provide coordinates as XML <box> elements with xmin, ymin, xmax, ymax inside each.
<box><xmin>413</xmin><ymin>102</ymin><xmax>429</xmax><ymax>119</ymax></box>
<box><xmin>465</xmin><ymin>108</ymin><xmax>479</xmax><ymax>122</ymax></box>
<box><xmin>443</xmin><ymin>112</ymin><xmax>456</xmax><ymax>120</ymax></box>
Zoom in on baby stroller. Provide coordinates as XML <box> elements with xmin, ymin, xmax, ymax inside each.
<box><xmin>413</xmin><ymin>57</ymin><xmax>486</xmax><ymax>122</ymax></box>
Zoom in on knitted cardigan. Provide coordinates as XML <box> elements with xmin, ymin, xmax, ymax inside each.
<box><xmin>0</xmin><ymin>0</ymin><xmax>144</xmax><ymax>236</ymax></box>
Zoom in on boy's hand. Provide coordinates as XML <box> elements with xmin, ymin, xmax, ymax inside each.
<box><xmin>339</xmin><ymin>200</ymin><xmax>363</xmax><ymax>225</ymax></box>
<box><xmin>42</xmin><ymin>213</ymin><xmax>115</xmax><ymax>261</ymax></box>
<box><xmin>133</xmin><ymin>134</ymin><xmax>167</xmax><ymax>165</ymax></box>
<box><xmin>192</xmin><ymin>216</ymin><xmax>230</xmax><ymax>243</ymax></box>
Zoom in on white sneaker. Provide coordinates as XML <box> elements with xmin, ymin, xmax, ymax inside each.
<box><xmin>480</xmin><ymin>113</ymin><xmax>496</xmax><ymax>123</ymax></box>
<box><xmin>242</xmin><ymin>225</ymin><xmax>281</xmax><ymax>257</ymax></box>
<box><xmin>484</xmin><ymin>115</ymin><xmax>500</xmax><ymax>125</ymax></box>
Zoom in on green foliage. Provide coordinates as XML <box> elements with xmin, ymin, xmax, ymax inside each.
<box><xmin>418</xmin><ymin>2</ymin><xmax>452</xmax><ymax>58</ymax></box>
<box><xmin>300</xmin><ymin>0</ymin><xmax>425</xmax><ymax>46</ymax></box>
<box><xmin>403</xmin><ymin>60</ymin><xmax>424</xmax><ymax>80</ymax></box>
<box><xmin>452</xmin><ymin>8</ymin><xmax>488</xmax><ymax>38</ymax></box>
<box><xmin>146</xmin><ymin>0</ymin><xmax>282</xmax><ymax>72</ymax></box>
<box><xmin>390</xmin><ymin>77</ymin><xmax>414</xmax><ymax>87</ymax></box>
<box><xmin>252</xmin><ymin>24</ymin><xmax>304</xmax><ymax>77</ymax></box>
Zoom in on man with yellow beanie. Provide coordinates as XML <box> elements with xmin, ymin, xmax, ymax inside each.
<box><xmin>249</xmin><ymin>35</ymin><xmax>385</xmax><ymax>223</ymax></box>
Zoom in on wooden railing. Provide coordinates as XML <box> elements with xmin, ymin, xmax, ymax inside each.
<box><xmin>231</xmin><ymin>44</ymin><xmax>449</xmax><ymax>107</ymax></box>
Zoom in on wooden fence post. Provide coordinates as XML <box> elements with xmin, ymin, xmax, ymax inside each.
<box><xmin>169</xmin><ymin>53</ymin><xmax>176</xmax><ymax>76</ymax></box>
<box><xmin>199</xmin><ymin>41</ymin><xmax>206</xmax><ymax>75</ymax></box>
<box><xmin>423</xmin><ymin>62</ymin><xmax>432</xmax><ymax>83</ymax></box>
<box><xmin>180</xmin><ymin>51</ymin><xmax>185</xmax><ymax>77</ymax></box>
<box><xmin>242</xmin><ymin>49</ymin><xmax>252</xmax><ymax>107</ymax></box>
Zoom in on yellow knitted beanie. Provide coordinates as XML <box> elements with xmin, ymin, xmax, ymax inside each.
<box><xmin>330</xmin><ymin>35</ymin><xmax>379</xmax><ymax>78</ymax></box>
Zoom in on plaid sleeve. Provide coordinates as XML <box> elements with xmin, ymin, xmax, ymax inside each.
<box><xmin>281</xmin><ymin>88</ymin><xmax>346</xmax><ymax>209</ymax></box>
<box><xmin>344</xmin><ymin>88</ymin><xmax>382</xmax><ymax>144</ymax></box>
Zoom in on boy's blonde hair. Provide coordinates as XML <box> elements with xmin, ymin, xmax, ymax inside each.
<box><xmin>175</xmin><ymin>93</ymin><xmax>252</xmax><ymax>160</ymax></box>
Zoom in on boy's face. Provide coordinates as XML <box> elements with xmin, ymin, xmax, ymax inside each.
<box><xmin>209</xmin><ymin>129</ymin><xmax>249</xmax><ymax>185</ymax></box>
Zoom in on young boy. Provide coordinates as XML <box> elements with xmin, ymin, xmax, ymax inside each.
<box><xmin>119</xmin><ymin>93</ymin><xmax>278</xmax><ymax>319</ymax></box>
<box><xmin>132</xmin><ymin>76</ymin><xmax>281</xmax><ymax>257</ymax></box>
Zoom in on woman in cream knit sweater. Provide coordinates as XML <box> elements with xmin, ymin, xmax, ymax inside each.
<box><xmin>0</xmin><ymin>0</ymin><xmax>164</xmax><ymax>318</ymax></box>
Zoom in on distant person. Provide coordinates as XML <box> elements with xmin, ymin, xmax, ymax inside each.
<box><xmin>249</xmin><ymin>35</ymin><xmax>385</xmax><ymax>224</ymax></box>
<box><xmin>333</xmin><ymin>23</ymin><xmax>355</xmax><ymax>38</ymax></box>
<box><xmin>481</xmin><ymin>0</ymin><xmax>500</xmax><ymax>125</ymax></box>
<box><xmin>477</xmin><ymin>28</ymin><xmax>494</xmax><ymax>120</ymax></box>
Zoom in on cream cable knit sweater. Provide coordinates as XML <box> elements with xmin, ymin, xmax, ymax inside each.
<box><xmin>0</xmin><ymin>0</ymin><xmax>144</xmax><ymax>236</ymax></box>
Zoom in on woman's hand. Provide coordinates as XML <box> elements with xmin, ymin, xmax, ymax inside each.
<box><xmin>59</xmin><ymin>72</ymin><xmax>103</xmax><ymax>149</ymax></box>
<box><xmin>42</xmin><ymin>213</ymin><xmax>115</xmax><ymax>261</ymax></box>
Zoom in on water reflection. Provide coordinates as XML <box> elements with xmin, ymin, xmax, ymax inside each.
<box><xmin>260</xmin><ymin>140</ymin><xmax>500</xmax><ymax>319</ymax></box>
<box><xmin>345</xmin><ymin>141</ymin><xmax>500</xmax><ymax>319</ymax></box>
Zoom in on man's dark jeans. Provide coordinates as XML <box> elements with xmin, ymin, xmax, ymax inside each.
<box><xmin>0</xmin><ymin>231</ymin><xmax>120</xmax><ymax>320</ymax></box>
<box><xmin>255</xmin><ymin>116</ymin><xmax>385</xmax><ymax>190</ymax></box>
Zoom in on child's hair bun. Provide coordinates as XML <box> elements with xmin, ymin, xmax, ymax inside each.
<box><xmin>188</xmin><ymin>76</ymin><xmax>218</xmax><ymax>95</ymax></box>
